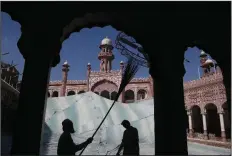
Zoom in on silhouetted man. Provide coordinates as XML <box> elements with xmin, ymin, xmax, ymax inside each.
<box><xmin>57</xmin><ymin>119</ymin><xmax>93</xmax><ymax>155</ymax></box>
<box><xmin>116</xmin><ymin>120</ymin><xmax>139</xmax><ymax>155</ymax></box>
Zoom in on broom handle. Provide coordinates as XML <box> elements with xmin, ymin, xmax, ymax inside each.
<box><xmin>79</xmin><ymin>100</ymin><xmax>117</xmax><ymax>156</ymax></box>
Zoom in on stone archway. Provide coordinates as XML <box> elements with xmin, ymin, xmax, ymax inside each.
<box><xmin>137</xmin><ymin>89</ymin><xmax>147</xmax><ymax>100</ymax></box>
<box><xmin>111</xmin><ymin>91</ymin><xmax>117</xmax><ymax>101</ymax></box>
<box><xmin>222</xmin><ymin>102</ymin><xmax>231</xmax><ymax>139</ymax></box>
<box><xmin>2</xmin><ymin>3</ymin><xmax>230</xmax><ymax>155</ymax></box>
<box><xmin>100</xmin><ymin>90</ymin><xmax>110</xmax><ymax>99</ymax></box>
<box><xmin>191</xmin><ymin>105</ymin><xmax>203</xmax><ymax>133</ymax></box>
<box><xmin>205</xmin><ymin>103</ymin><xmax>221</xmax><ymax>137</ymax></box>
<box><xmin>78</xmin><ymin>90</ymin><xmax>85</xmax><ymax>94</ymax></box>
<box><xmin>67</xmin><ymin>90</ymin><xmax>75</xmax><ymax>96</ymax></box>
<box><xmin>91</xmin><ymin>79</ymin><xmax>118</xmax><ymax>94</ymax></box>
<box><xmin>124</xmin><ymin>90</ymin><xmax>135</xmax><ymax>103</ymax></box>
<box><xmin>52</xmin><ymin>91</ymin><xmax>58</xmax><ymax>97</ymax></box>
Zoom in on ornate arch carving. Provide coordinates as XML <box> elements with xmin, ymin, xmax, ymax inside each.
<box><xmin>91</xmin><ymin>79</ymin><xmax>118</xmax><ymax>93</ymax></box>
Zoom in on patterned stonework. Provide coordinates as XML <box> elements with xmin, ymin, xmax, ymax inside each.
<box><xmin>184</xmin><ymin>71</ymin><xmax>227</xmax><ymax>112</ymax></box>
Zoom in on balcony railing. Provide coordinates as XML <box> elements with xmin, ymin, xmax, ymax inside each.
<box><xmin>1</xmin><ymin>78</ymin><xmax>20</xmax><ymax>96</ymax></box>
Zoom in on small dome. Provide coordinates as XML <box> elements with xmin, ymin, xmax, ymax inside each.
<box><xmin>200</xmin><ymin>50</ymin><xmax>205</xmax><ymax>55</ymax></box>
<box><xmin>120</xmin><ymin>61</ymin><xmax>124</xmax><ymax>64</ymax></box>
<box><xmin>87</xmin><ymin>62</ymin><xmax>91</xmax><ymax>65</ymax></box>
<box><xmin>101</xmin><ymin>36</ymin><xmax>112</xmax><ymax>45</ymax></box>
<box><xmin>200</xmin><ymin>50</ymin><xmax>207</xmax><ymax>57</ymax></box>
<box><xmin>205</xmin><ymin>59</ymin><xmax>213</xmax><ymax>64</ymax></box>
<box><xmin>63</xmin><ymin>60</ymin><xmax>68</xmax><ymax>65</ymax></box>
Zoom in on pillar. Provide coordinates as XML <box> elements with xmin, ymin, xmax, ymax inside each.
<box><xmin>87</xmin><ymin>63</ymin><xmax>91</xmax><ymax>91</ymax></box>
<box><xmin>149</xmin><ymin>75</ymin><xmax>154</xmax><ymax>97</ymax></box>
<box><xmin>202</xmin><ymin>112</ymin><xmax>208</xmax><ymax>140</ymax></box>
<box><xmin>10</xmin><ymin>30</ymin><xmax>61</xmax><ymax>155</ymax></box>
<box><xmin>134</xmin><ymin>87</ymin><xmax>138</xmax><ymax>102</ymax></box>
<box><xmin>187</xmin><ymin>111</ymin><xmax>194</xmax><ymax>137</ymax></box>
<box><xmin>120</xmin><ymin>61</ymin><xmax>125</xmax><ymax>103</ymax></box>
<box><xmin>219</xmin><ymin>111</ymin><xmax>227</xmax><ymax>142</ymax></box>
<box><xmin>60</xmin><ymin>60</ymin><xmax>69</xmax><ymax>96</ymax></box>
<box><xmin>148</xmin><ymin>44</ymin><xmax>188</xmax><ymax>155</ymax></box>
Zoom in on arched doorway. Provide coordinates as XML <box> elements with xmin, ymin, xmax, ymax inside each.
<box><xmin>205</xmin><ymin>103</ymin><xmax>221</xmax><ymax>137</ymax></box>
<box><xmin>137</xmin><ymin>89</ymin><xmax>147</xmax><ymax>100</ymax></box>
<box><xmin>111</xmin><ymin>91</ymin><xmax>117</xmax><ymax>101</ymax></box>
<box><xmin>47</xmin><ymin>92</ymin><xmax>50</xmax><ymax>97</ymax></box>
<box><xmin>94</xmin><ymin>92</ymin><xmax>99</xmax><ymax>95</ymax></box>
<box><xmin>78</xmin><ymin>90</ymin><xmax>85</xmax><ymax>94</ymax></box>
<box><xmin>100</xmin><ymin>90</ymin><xmax>110</xmax><ymax>99</ymax></box>
<box><xmin>222</xmin><ymin>103</ymin><xmax>231</xmax><ymax>139</ymax></box>
<box><xmin>52</xmin><ymin>91</ymin><xmax>58</xmax><ymax>97</ymax></box>
<box><xmin>124</xmin><ymin>90</ymin><xmax>135</xmax><ymax>103</ymax></box>
<box><xmin>67</xmin><ymin>90</ymin><xmax>75</xmax><ymax>96</ymax></box>
<box><xmin>191</xmin><ymin>105</ymin><xmax>203</xmax><ymax>133</ymax></box>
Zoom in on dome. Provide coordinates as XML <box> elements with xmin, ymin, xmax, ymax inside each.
<box><xmin>87</xmin><ymin>62</ymin><xmax>91</xmax><ymax>65</ymax></box>
<box><xmin>101</xmin><ymin>36</ymin><xmax>112</xmax><ymax>46</ymax></box>
<box><xmin>200</xmin><ymin>50</ymin><xmax>207</xmax><ymax>57</ymax></box>
<box><xmin>205</xmin><ymin>59</ymin><xmax>213</xmax><ymax>64</ymax></box>
<box><xmin>201</xmin><ymin>51</ymin><xmax>205</xmax><ymax>55</ymax></box>
<box><xmin>63</xmin><ymin>60</ymin><xmax>68</xmax><ymax>65</ymax></box>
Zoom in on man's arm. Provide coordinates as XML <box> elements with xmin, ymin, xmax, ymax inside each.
<box><xmin>74</xmin><ymin>137</ymin><xmax>93</xmax><ymax>152</ymax></box>
<box><xmin>116</xmin><ymin>132</ymin><xmax>125</xmax><ymax>155</ymax></box>
<box><xmin>117</xmin><ymin>142</ymin><xmax>124</xmax><ymax>155</ymax></box>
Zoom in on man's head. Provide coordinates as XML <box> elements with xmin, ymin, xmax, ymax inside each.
<box><xmin>121</xmin><ymin>120</ymin><xmax>131</xmax><ymax>129</ymax></box>
<box><xmin>62</xmin><ymin>119</ymin><xmax>75</xmax><ymax>133</ymax></box>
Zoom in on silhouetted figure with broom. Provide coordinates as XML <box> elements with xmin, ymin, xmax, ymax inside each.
<box><xmin>78</xmin><ymin>57</ymin><xmax>140</xmax><ymax>156</ymax></box>
<box><xmin>116</xmin><ymin>120</ymin><xmax>140</xmax><ymax>155</ymax></box>
<box><xmin>57</xmin><ymin>119</ymin><xmax>93</xmax><ymax>155</ymax></box>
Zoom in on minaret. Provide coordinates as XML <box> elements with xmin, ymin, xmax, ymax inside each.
<box><xmin>98</xmin><ymin>36</ymin><xmax>115</xmax><ymax>72</ymax></box>
<box><xmin>119</xmin><ymin>61</ymin><xmax>125</xmax><ymax>103</ymax></box>
<box><xmin>120</xmin><ymin>61</ymin><xmax>124</xmax><ymax>73</ymax></box>
<box><xmin>199</xmin><ymin>50</ymin><xmax>215</xmax><ymax>77</ymax></box>
<box><xmin>149</xmin><ymin>75</ymin><xmax>154</xmax><ymax>97</ymax></box>
<box><xmin>87</xmin><ymin>62</ymin><xmax>91</xmax><ymax>91</ymax></box>
<box><xmin>60</xmin><ymin>60</ymin><xmax>70</xmax><ymax>96</ymax></box>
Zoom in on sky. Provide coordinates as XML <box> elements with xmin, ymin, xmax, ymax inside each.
<box><xmin>1</xmin><ymin>12</ymin><xmax>215</xmax><ymax>82</ymax></box>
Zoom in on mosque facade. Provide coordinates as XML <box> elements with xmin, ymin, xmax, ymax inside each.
<box><xmin>48</xmin><ymin>37</ymin><xmax>230</xmax><ymax>142</ymax></box>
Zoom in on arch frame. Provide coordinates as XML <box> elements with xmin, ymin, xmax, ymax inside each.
<box><xmin>91</xmin><ymin>78</ymin><xmax>119</xmax><ymax>93</ymax></box>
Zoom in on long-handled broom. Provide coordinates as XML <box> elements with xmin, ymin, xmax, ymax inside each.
<box><xmin>78</xmin><ymin>56</ymin><xmax>140</xmax><ymax>156</ymax></box>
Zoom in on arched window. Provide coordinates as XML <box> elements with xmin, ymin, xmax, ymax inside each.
<box><xmin>124</xmin><ymin>90</ymin><xmax>135</xmax><ymax>103</ymax></box>
<box><xmin>205</xmin><ymin>103</ymin><xmax>221</xmax><ymax>137</ymax></box>
<box><xmin>52</xmin><ymin>91</ymin><xmax>58</xmax><ymax>97</ymax></box>
<box><xmin>67</xmin><ymin>91</ymin><xmax>75</xmax><ymax>96</ymax></box>
<box><xmin>78</xmin><ymin>90</ymin><xmax>85</xmax><ymax>94</ymax></box>
<box><xmin>137</xmin><ymin>89</ymin><xmax>147</xmax><ymax>100</ymax></box>
<box><xmin>100</xmin><ymin>90</ymin><xmax>110</xmax><ymax>99</ymax></box>
<box><xmin>111</xmin><ymin>91</ymin><xmax>117</xmax><ymax>101</ymax></box>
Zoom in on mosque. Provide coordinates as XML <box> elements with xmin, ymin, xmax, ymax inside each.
<box><xmin>48</xmin><ymin>37</ymin><xmax>230</xmax><ymax>142</ymax></box>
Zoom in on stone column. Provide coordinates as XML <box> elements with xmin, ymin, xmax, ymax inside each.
<box><xmin>187</xmin><ymin>111</ymin><xmax>194</xmax><ymax>137</ymax></box>
<box><xmin>134</xmin><ymin>87</ymin><xmax>138</xmax><ymax>102</ymax></box>
<box><xmin>148</xmin><ymin>44</ymin><xmax>188</xmax><ymax>155</ymax></box>
<box><xmin>149</xmin><ymin>75</ymin><xmax>154</xmax><ymax>97</ymax></box>
<box><xmin>120</xmin><ymin>61</ymin><xmax>125</xmax><ymax>103</ymax></box>
<box><xmin>87</xmin><ymin>63</ymin><xmax>91</xmax><ymax>91</ymax></box>
<box><xmin>202</xmin><ymin>112</ymin><xmax>209</xmax><ymax>140</ymax></box>
<box><xmin>219</xmin><ymin>111</ymin><xmax>227</xmax><ymax>142</ymax></box>
<box><xmin>10</xmin><ymin>30</ymin><xmax>61</xmax><ymax>155</ymax></box>
<box><xmin>60</xmin><ymin>61</ymin><xmax>70</xmax><ymax>96</ymax></box>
